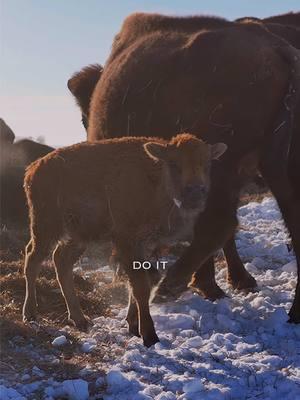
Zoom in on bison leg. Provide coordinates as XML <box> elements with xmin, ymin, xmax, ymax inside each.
<box><xmin>128</xmin><ymin>269</ymin><xmax>159</xmax><ymax>347</ymax></box>
<box><xmin>125</xmin><ymin>292</ymin><xmax>140</xmax><ymax>337</ymax></box>
<box><xmin>260</xmin><ymin>157</ymin><xmax>300</xmax><ymax>323</ymax></box>
<box><xmin>287</xmin><ymin>218</ymin><xmax>300</xmax><ymax>324</ymax></box>
<box><xmin>23</xmin><ymin>239</ymin><xmax>50</xmax><ymax>322</ymax></box>
<box><xmin>224</xmin><ymin>235</ymin><xmax>257</xmax><ymax>290</ymax></box>
<box><xmin>126</xmin><ymin>266</ymin><xmax>161</xmax><ymax>338</ymax></box>
<box><xmin>116</xmin><ymin>238</ymin><xmax>159</xmax><ymax>347</ymax></box>
<box><xmin>52</xmin><ymin>240</ymin><xmax>89</xmax><ymax>330</ymax></box>
<box><xmin>153</xmin><ymin>165</ymin><xmax>241</xmax><ymax>303</ymax></box>
<box><xmin>188</xmin><ymin>257</ymin><xmax>226</xmax><ymax>300</ymax></box>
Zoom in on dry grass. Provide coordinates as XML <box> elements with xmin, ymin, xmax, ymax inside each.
<box><xmin>0</xmin><ymin>257</ymin><xmax>127</xmax><ymax>387</ymax></box>
<box><xmin>0</xmin><ymin>227</ymin><xmax>28</xmax><ymax>261</ymax></box>
<box><xmin>0</xmin><ymin>260</ymin><xmax>127</xmax><ymax>341</ymax></box>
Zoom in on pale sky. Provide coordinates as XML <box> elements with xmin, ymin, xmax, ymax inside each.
<box><xmin>1</xmin><ymin>0</ymin><xmax>299</xmax><ymax>146</ymax></box>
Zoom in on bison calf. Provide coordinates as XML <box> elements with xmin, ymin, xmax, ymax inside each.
<box><xmin>22</xmin><ymin>133</ymin><xmax>226</xmax><ymax>347</ymax></box>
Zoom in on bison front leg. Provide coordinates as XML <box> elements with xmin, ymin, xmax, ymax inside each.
<box><xmin>116</xmin><ymin>238</ymin><xmax>159</xmax><ymax>347</ymax></box>
<box><xmin>189</xmin><ymin>257</ymin><xmax>226</xmax><ymax>300</ymax></box>
<box><xmin>126</xmin><ymin>292</ymin><xmax>140</xmax><ymax>337</ymax></box>
<box><xmin>223</xmin><ymin>235</ymin><xmax>257</xmax><ymax>290</ymax></box>
<box><xmin>153</xmin><ymin>165</ymin><xmax>241</xmax><ymax>303</ymax></box>
<box><xmin>129</xmin><ymin>270</ymin><xmax>159</xmax><ymax>347</ymax></box>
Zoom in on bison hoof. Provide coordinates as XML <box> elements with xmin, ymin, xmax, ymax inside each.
<box><xmin>229</xmin><ymin>272</ymin><xmax>257</xmax><ymax>291</ymax></box>
<box><xmin>143</xmin><ymin>333</ymin><xmax>160</xmax><ymax>348</ymax></box>
<box><xmin>189</xmin><ymin>282</ymin><xmax>226</xmax><ymax>301</ymax></box>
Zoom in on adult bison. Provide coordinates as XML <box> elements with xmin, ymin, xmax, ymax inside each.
<box><xmin>67</xmin><ymin>13</ymin><xmax>300</xmax><ymax>299</ymax></box>
<box><xmin>68</xmin><ymin>13</ymin><xmax>300</xmax><ymax>322</ymax></box>
<box><xmin>68</xmin><ymin>12</ymin><xmax>300</xmax><ymax>133</ymax></box>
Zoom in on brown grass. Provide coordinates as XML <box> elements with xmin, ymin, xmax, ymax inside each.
<box><xmin>0</xmin><ymin>258</ymin><xmax>128</xmax><ymax>387</ymax></box>
<box><xmin>0</xmin><ymin>261</ymin><xmax>128</xmax><ymax>339</ymax></box>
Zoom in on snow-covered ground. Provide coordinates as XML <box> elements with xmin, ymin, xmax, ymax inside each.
<box><xmin>1</xmin><ymin>197</ymin><xmax>300</xmax><ymax>400</ymax></box>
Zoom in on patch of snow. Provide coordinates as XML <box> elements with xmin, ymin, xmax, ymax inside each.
<box><xmin>6</xmin><ymin>197</ymin><xmax>300</xmax><ymax>399</ymax></box>
<box><xmin>0</xmin><ymin>385</ymin><xmax>26</xmax><ymax>400</ymax></box>
<box><xmin>51</xmin><ymin>335</ymin><xmax>68</xmax><ymax>347</ymax></box>
<box><xmin>182</xmin><ymin>378</ymin><xmax>203</xmax><ymax>393</ymax></box>
<box><xmin>81</xmin><ymin>338</ymin><xmax>97</xmax><ymax>353</ymax></box>
<box><xmin>62</xmin><ymin>379</ymin><xmax>89</xmax><ymax>400</ymax></box>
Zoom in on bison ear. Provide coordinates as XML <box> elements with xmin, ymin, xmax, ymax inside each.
<box><xmin>144</xmin><ymin>142</ymin><xmax>168</xmax><ymax>161</ymax></box>
<box><xmin>211</xmin><ymin>142</ymin><xmax>227</xmax><ymax>160</ymax></box>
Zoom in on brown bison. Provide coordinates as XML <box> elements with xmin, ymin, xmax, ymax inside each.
<box><xmin>68</xmin><ymin>13</ymin><xmax>300</xmax><ymax>323</ymax></box>
<box><xmin>22</xmin><ymin>134</ymin><xmax>227</xmax><ymax>346</ymax></box>
<box><xmin>67</xmin><ymin>12</ymin><xmax>300</xmax><ymax>132</ymax></box>
<box><xmin>0</xmin><ymin>120</ymin><xmax>54</xmax><ymax>227</ymax></box>
<box><xmin>67</xmin><ymin>12</ymin><xmax>300</xmax><ymax>300</ymax></box>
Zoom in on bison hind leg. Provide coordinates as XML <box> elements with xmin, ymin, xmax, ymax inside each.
<box><xmin>52</xmin><ymin>239</ymin><xmax>89</xmax><ymax>330</ymax></box>
<box><xmin>189</xmin><ymin>257</ymin><xmax>227</xmax><ymax>301</ymax></box>
<box><xmin>23</xmin><ymin>238</ymin><xmax>52</xmax><ymax>323</ymax></box>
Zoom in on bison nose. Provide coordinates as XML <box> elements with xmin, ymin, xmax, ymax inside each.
<box><xmin>182</xmin><ymin>184</ymin><xmax>207</xmax><ymax>209</ymax></box>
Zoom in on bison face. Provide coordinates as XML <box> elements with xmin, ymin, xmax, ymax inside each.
<box><xmin>144</xmin><ymin>134</ymin><xmax>227</xmax><ymax>214</ymax></box>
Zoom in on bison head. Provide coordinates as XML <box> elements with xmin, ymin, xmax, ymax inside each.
<box><xmin>67</xmin><ymin>64</ymin><xmax>103</xmax><ymax>131</ymax></box>
<box><xmin>144</xmin><ymin>133</ymin><xmax>227</xmax><ymax>214</ymax></box>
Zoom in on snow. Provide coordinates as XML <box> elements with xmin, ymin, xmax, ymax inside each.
<box><xmin>62</xmin><ymin>379</ymin><xmax>89</xmax><ymax>400</ymax></box>
<box><xmin>0</xmin><ymin>385</ymin><xmax>26</xmax><ymax>400</ymax></box>
<box><xmin>182</xmin><ymin>378</ymin><xmax>203</xmax><ymax>393</ymax></box>
<box><xmin>3</xmin><ymin>197</ymin><xmax>300</xmax><ymax>399</ymax></box>
<box><xmin>81</xmin><ymin>338</ymin><xmax>97</xmax><ymax>353</ymax></box>
<box><xmin>51</xmin><ymin>335</ymin><xmax>68</xmax><ymax>347</ymax></box>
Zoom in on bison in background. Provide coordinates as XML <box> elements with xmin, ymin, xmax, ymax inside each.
<box><xmin>0</xmin><ymin>118</ymin><xmax>15</xmax><ymax>146</ymax></box>
<box><xmin>0</xmin><ymin>119</ymin><xmax>54</xmax><ymax>229</ymax></box>
<box><xmin>67</xmin><ymin>12</ymin><xmax>300</xmax><ymax>322</ymax></box>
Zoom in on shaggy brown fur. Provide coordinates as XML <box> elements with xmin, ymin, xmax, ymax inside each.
<box><xmin>68</xmin><ymin>12</ymin><xmax>300</xmax><ymax>322</ymax></box>
<box><xmin>236</xmin><ymin>12</ymin><xmax>300</xmax><ymax>49</ymax></box>
<box><xmin>68</xmin><ymin>12</ymin><xmax>300</xmax><ymax>133</ymax></box>
<box><xmin>22</xmin><ymin>134</ymin><xmax>226</xmax><ymax>346</ymax></box>
<box><xmin>263</xmin><ymin>11</ymin><xmax>300</xmax><ymax>26</ymax></box>
<box><xmin>68</xmin><ymin>13</ymin><xmax>299</xmax><ymax>133</ymax></box>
